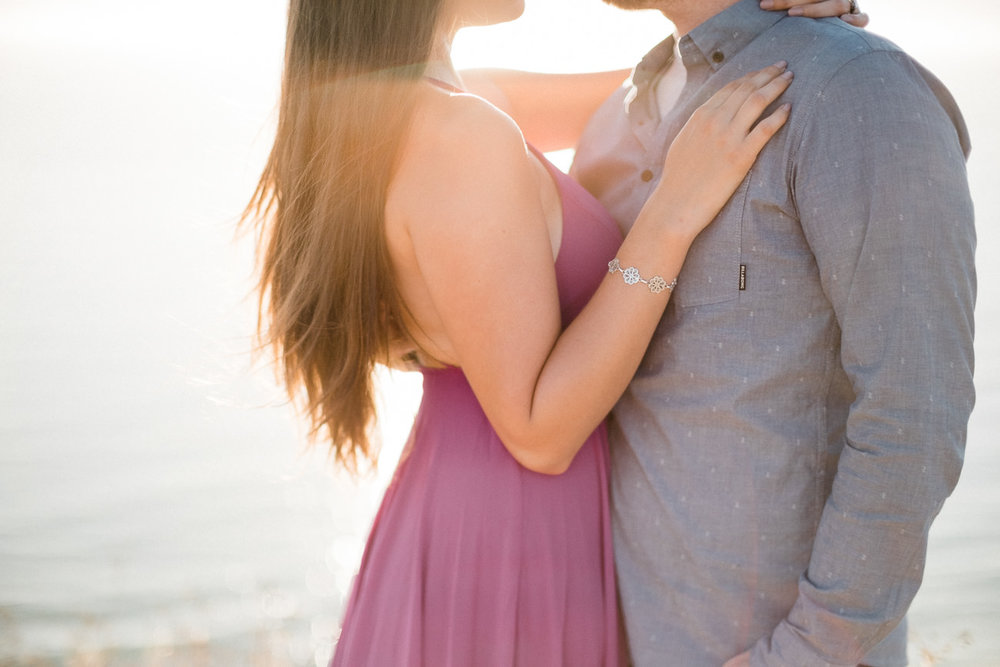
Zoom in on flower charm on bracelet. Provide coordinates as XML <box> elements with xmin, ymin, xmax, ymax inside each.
<box><xmin>609</xmin><ymin>257</ymin><xmax>677</xmax><ymax>294</ymax></box>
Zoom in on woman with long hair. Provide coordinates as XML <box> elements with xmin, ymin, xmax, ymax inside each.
<box><xmin>244</xmin><ymin>0</ymin><xmax>867</xmax><ymax>663</ymax></box>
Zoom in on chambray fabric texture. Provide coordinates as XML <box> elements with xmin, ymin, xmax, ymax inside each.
<box><xmin>571</xmin><ymin>2</ymin><xmax>976</xmax><ymax>666</ymax></box>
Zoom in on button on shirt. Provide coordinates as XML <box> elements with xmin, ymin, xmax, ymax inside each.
<box><xmin>571</xmin><ymin>1</ymin><xmax>975</xmax><ymax>665</ymax></box>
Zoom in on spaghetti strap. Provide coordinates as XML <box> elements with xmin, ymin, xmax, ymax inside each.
<box><xmin>424</xmin><ymin>76</ymin><xmax>464</xmax><ymax>93</ymax></box>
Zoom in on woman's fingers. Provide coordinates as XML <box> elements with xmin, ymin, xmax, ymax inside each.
<box><xmin>703</xmin><ymin>62</ymin><xmax>787</xmax><ymax>115</ymax></box>
<box><xmin>839</xmin><ymin>11</ymin><xmax>869</xmax><ymax>27</ymax></box>
<box><xmin>678</xmin><ymin>63</ymin><xmax>792</xmax><ymax>179</ymax></box>
<box><xmin>706</xmin><ymin>65</ymin><xmax>793</xmax><ymax>170</ymax></box>
<box><xmin>760</xmin><ymin>0</ymin><xmax>848</xmax><ymax>15</ymax></box>
<box><xmin>731</xmin><ymin>68</ymin><xmax>793</xmax><ymax>131</ymax></box>
<box><xmin>760</xmin><ymin>0</ymin><xmax>869</xmax><ymax>25</ymax></box>
<box><xmin>742</xmin><ymin>103</ymin><xmax>791</xmax><ymax>159</ymax></box>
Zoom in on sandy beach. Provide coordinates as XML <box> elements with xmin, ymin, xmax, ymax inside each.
<box><xmin>1</xmin><ymin>0</ymin><xmax>997</xmax><ymax>664</ymax></box>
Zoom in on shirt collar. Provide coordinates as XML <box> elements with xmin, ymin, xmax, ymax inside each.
<box><xmin>626</xmin><ymin>0</ymin><xmax>785</xmax><ymax>111</ymax></box>
<box><xmin>631</xmin><ymin>34</ymin><xmax>677</xmax><ymax>94</ymax></box>
<box><xmin>682</xmin><ymin>0</ymin><xmax>785</xmax><ymax>72</ymax></box>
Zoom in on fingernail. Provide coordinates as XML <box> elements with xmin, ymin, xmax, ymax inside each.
<box><xmin>780</xmin><ymin>103</ymin><xmax>791</xmax><ymax>112</ymax></box>
<box><xmin>781</xmin><ymin>70</ymin><xmax>794</xmax><ymax>79</ymax></box>
<box><xmin>788</xmin><ymin>6</ymin><xmax>803</xmax><ymax>15</ymax></box>
<box><xmin>759</xmin><ymin>0</ymin><xmax>774</xmax><ymax>8</ymax></box>
<box><xmin>774</xmin><ymin>60</ymin><xmax>788</xmax><ymax>70</ymax></box>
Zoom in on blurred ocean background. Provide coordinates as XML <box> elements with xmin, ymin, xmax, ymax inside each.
<box><xmin>1</xmin><ymin>0</ymin><xmax>996</xmax><ymax>664</ymax></box>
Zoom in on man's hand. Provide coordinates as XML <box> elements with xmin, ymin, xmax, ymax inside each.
<box><xmin>723</xmin><ymin>650</ymin><xmax>751</xmax><ymax>667</ymax></box>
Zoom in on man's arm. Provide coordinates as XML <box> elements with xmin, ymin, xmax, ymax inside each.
<box><xmin>753</xmin><ymin>50</ymin><xmax>975</xmax><ymax>666</ymax></box>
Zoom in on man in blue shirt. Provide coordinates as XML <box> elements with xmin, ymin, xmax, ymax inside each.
<box><xmin>572</xmin><ymin>0</ymin><xmax>975</xmax><ymax>664</ymax></box>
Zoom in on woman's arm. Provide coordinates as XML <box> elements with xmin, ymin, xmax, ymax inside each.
<box><xmin>461</xmin><ymin>69</ymin><xmax>630</xmax><ymax>152</ymax></box>
<box><xmin>389</xmin><ymin>65</ymin><xmax>792</xmax><ymax>474</ymax></box>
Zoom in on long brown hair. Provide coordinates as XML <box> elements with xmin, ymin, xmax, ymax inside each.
<box><xmin>243</xmin><ymin>0</ymin><xmax>443</xmax><ymax>471</ymax></box>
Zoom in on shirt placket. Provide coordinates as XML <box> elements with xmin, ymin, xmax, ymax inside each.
<box><xmin>639</xmin><ymin>40</ymin><xmax>715</xmax><ymax>193</ymax></box>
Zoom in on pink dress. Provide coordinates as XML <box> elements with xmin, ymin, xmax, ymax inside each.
<box><xmin>331</xmin><ymin>147</ymin><xmax>625</xmax><ymax>666</ymax></box>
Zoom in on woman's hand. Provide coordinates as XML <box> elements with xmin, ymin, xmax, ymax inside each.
<box><xmin>652</xmin><ymin>62</ymin><xmax>793</xmax><ymax>241</ymax></box>
<box><xmin>760</xmin><ymin>0</ymin><xmax>870</xmax><ymax>27</ymax></box>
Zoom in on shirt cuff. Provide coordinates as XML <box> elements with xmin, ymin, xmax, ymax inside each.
<box><xmin>750</xmin><ymin>619</ymin><xmax>860</xmax><ymax>667</ymax></box>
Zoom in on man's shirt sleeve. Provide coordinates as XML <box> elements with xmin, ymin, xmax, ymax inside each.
<box><xmin>752</xmin><ymin>50</ymin><xmax>976</xmax><ymax>666</ymax></box>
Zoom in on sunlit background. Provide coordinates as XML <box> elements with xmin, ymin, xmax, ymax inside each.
<box><xmin>1</xmin><ymin>0</ymin><xmax>997</xmax><ymax>664</ymax></box>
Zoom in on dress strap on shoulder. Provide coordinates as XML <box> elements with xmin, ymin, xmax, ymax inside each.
<box><xmin>424</xmin><ymin>77</ymin><xmax>464</xmax><ymax>94</ymax></box>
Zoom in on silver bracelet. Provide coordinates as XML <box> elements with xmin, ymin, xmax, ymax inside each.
<box><xmin>608</xmin><ymin>258</ymin><xmax>676</xmax><ymax>294</ymax></box>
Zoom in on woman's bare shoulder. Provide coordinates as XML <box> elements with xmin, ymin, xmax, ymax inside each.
<box><xmin>410</xmin><ymin>83</ymin><xmax>527</xmax><ymax>158</ymax></box>
<box><xmin>389</xmin><ymin>84</ymin><xmax>536</xmax><ymax>224</ymax></box>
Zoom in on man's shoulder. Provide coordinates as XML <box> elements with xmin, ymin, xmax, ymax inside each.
<box><xmin>748</xmin><ymin>17</ymin><xmax>912</xmax><ymax>83</ymax></box>
<box><xmin>765</xmin><ymin>17</ymin><xmax>906</xmax><ymax>73</ymax></box>
<box><xmin>755</xmin><ymin>18</ymin><xmax>971</xmax><ymax>164</ymax></box>
<box><xmin>760</xmin><ymin>15</ymin><xmax>967</xmax><ymax>147</ymax></box>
